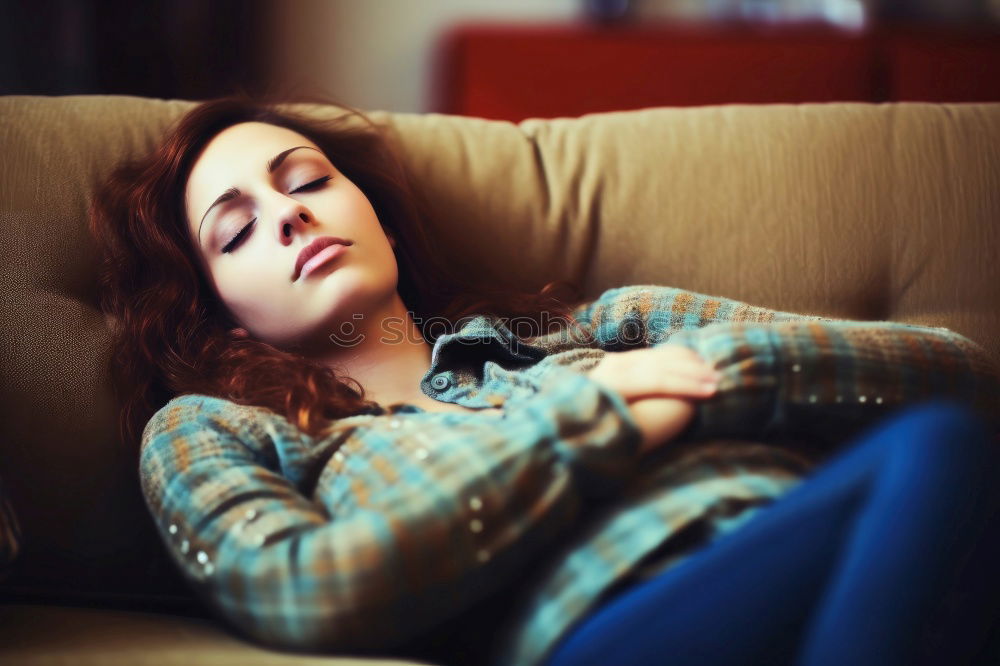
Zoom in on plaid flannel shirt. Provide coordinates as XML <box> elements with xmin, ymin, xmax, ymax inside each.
<box><xmin>139</xmin><ymin>285</ymin><xmax>1000</xmax><ymax>666</ymax></box>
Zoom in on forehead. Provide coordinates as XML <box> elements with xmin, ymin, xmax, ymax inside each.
<box><xmin>185</xmin><ymin>121</ymin><xmax>323</xmax><ymax>209</ymax></box>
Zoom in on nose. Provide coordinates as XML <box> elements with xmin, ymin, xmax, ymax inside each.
<box><xmin>274</xmin><ymin>199</ymin><xmax>312</xmax><ymax>245</ymax></box>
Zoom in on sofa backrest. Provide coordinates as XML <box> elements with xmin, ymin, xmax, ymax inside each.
<box><xmin>1</xmin><ymin>95</ymin><xmax>998</xmax><ymax>598</ymax></box>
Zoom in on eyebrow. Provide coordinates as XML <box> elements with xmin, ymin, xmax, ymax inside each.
<box><xmin>196</xmin><ymin>145</ymin><xmax>323</xmax><ymax>244</ymax></box>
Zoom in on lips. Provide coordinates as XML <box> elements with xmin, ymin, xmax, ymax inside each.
<box><xmin>293</xmin><ymin>236</ymin><xmax>352</xmax><ymax>281</ymax></box>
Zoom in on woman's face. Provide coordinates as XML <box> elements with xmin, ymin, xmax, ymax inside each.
<box><xmin>184</xmin><ymin>121</ymin><xmax>398</xmax><ymax>350</ymax></box>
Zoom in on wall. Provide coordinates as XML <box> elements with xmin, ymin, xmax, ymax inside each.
<box><xmin>266</xmin><ymin>0</ymin><xmax>582</xmax><ymax>113</ymax></box>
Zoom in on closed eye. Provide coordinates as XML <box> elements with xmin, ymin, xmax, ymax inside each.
<box><xmin>221</xmin><ymin>219</ymin><xmax>256</xmax><ymax>254</ymax></box>
<box><xmin>292</xmin><ymin>175</ymin><xmax>332</xmax><ymax>193</ymax></box>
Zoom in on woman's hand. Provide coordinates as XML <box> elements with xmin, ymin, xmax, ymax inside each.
<box><xmin>586</xmin><ymin>346</ymin><xmax>721</xmax><ymax>456</ymax></box>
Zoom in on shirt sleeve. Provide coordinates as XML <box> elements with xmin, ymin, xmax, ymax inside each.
<box><xmin>570</xmin><ymin>284</ymin><xmax>999</xmax><ymax>449</ymax></box>
<box><xmin>664</xmin><ymin>318</ymin><xmax>1000</xmax><ymax>449</ymax></box>
<box><xmin>569</xmin><ymin>284</ymin><xmax>840</xmax><ymax>350</ymax></box>
<box><xmin>138</xmin><ymin>368</ymin><xmax>642</xmax><ymax>655</ymax></box>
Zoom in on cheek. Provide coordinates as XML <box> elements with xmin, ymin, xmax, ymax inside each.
<box><xmin>212</xmin><ymin>258</ymin><xmax>292</xmax><ymax>323</ymax></box>
<box><xmin>340</xmin><ymin>186</ymin><xmax>380</xmax><ymax>225</ymax></box>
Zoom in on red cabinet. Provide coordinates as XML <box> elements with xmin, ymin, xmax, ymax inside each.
<box><xmin>886</xmin><ymin>24</ymin><xmax>1000</xmax><ymax>102</ymax></box>
<box><xmin>433</xmin><ymin>21</ymin><xmax>1000</xmax><ymax>121</ymax></box>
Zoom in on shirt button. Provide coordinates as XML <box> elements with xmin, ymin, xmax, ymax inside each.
<box><xmin>431</xmin><ymin>374</ymin><xmax>451</xmax><ymax>390</ymax></box>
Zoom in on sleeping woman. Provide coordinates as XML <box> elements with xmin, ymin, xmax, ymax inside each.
<box><xmin>88</xmin><ymin>95</ymin><xmax>1000</xmax><ymax>666</ymax></box>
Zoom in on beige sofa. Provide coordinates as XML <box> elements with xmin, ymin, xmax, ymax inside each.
<box><xmin>1</xmin><ymin>95</ymin><xmax>998</xmax><ymax>664</ymax></box>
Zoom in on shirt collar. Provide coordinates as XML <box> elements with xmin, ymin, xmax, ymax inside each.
<box><xmin>428</xmin><ymin>314</ymin><xmax>549</xmax><ymax>370</ymax></box>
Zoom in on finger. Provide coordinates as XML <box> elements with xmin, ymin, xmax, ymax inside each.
<box><xmin>656</xmin><ymin>358</ymin><xmax>722</xmax><ymax>381</ymax></box>
<box><xmin>632</xmin><ymin>375</ymin><xmax>719</xmax><ymax>399</ymax></box>
<box><xmin>621</xmin><ymin>362</ymin><xmax>720</xmax><ymax>399</ymax></box>
<box><xmin>624</xmin><ymin>353</ymin><xmax>722</xmax><ymax>383</ymax></box>
<box><xmin>646</xmin><ymin>346</ymin><xmax>719</xmax><ymax>376</ymax></box>
<box><xmin>587</xmin><ymin>349</ymin><xmax>721</xmax><ymax>401</ymax></box>
<box><xmin>649</xmin><ymin>344</ymin><xmax>710</xmax><ymax>364</ymax></box>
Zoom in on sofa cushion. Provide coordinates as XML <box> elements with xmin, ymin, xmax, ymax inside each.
<box><xmin>0</xmin><ymin>604</ymin><xmax>435</xmax><ymax>665</ymax></box>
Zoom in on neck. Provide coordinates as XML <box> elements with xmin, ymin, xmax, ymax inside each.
<box><xmin>309</xmin><ymin>293</ymin><xmax>434</xmax><ymax>407</ymax></box>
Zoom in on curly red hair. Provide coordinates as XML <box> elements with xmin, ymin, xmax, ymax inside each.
<box><xmin>88</xmin><ymin>92</ymin><xmax>590</xmax><ymax>458</ymax></box>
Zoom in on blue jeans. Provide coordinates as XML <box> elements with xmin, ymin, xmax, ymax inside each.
<box><xmin>544</xmin><ymin>401</ymin><xmax>1000</xmax><ymax>666</ymax></box>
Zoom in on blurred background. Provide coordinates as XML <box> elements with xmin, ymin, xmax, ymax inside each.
<box><xmin>2</xmin><ymin>0</ymin><xmax>999</xmax><ymax>121</ymax></box>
